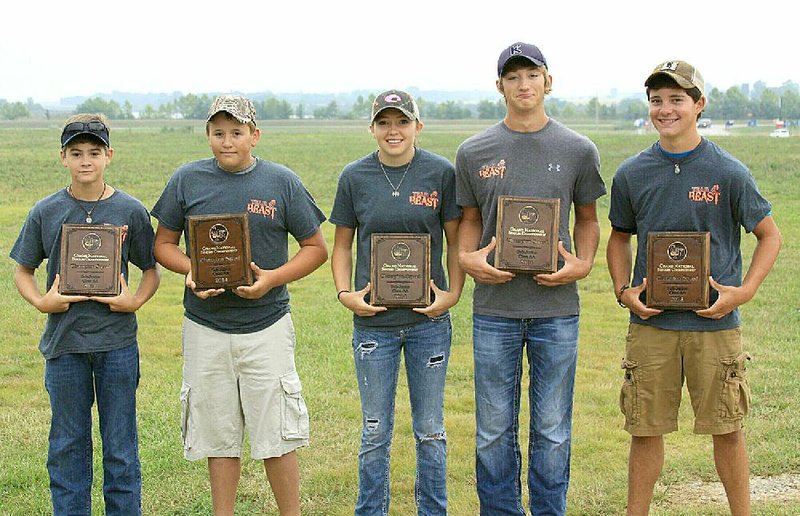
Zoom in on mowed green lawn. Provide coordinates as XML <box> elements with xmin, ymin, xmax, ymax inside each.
<box><xmin>0</xmin><ymin>120</ymin><xmax>797</xmax><ymax>514</ymax></box>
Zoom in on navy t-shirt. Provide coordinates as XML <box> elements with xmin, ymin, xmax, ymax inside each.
<box><xmin>152</xmin><ymin>157</ymin><xmax>326</xmax><ymax>333</ymax></box>
<box><xmin>329</xmin><ymin>149</ymin><xmax>461</xmax><ymax>328</ymax></box>
<box><xmin>10</xmin><ymin>189</ymin><xmax>157</xmax><ymax>359</ymax></box>
<box><xmin>609</xmin><ymin>138</ymin><xmax>773</xmax><ymax>331</ymax></box>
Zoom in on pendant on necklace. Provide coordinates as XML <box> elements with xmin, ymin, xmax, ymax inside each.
<box><xmin>86</xmin><ymin>216</ymin><xmax>93</xmax><ymax>223</ymax></box>
<box><xmin>674</xmin><ymin>164</ymin><xmax>681</xmax><ymax>174</ymax></box>
<box><xmin>392</xmin><ymin>191</ymin><xmax>399</xmax><ymax>197</ymax></box>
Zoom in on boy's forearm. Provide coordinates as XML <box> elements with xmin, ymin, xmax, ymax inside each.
<box><xmin>740</xmin><ymin>217</ymin><xmax>782</xmax><ymax>300</ymax></box>
<box><xmin>154</xmin><ymin>241</ymin><xmax>191</xmax><ymax>275</ymax></box>
<box><xmin>457</xmin><ymin>209</ymin><xmax>483</xmax><ymax>256</ymax></box>
<box><xmin>607</xmin><ymin>230</ymin><xmax>633</xmax><ymax>292</ymax></box>
<box><xmin>132</xmin><ymin>265</ymin><xmax>161</xmax><ymax>308</ymax></box>
<box><xmin>270</xmin><ymin>230</ymin><xmax>329</xmax><ymax>287</ymax></box>
<box><xmin>14</xmin><ymin>266</ymin><xmax>44</xmax><ymax>310</ymax></box>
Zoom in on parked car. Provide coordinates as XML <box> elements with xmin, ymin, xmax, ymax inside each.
<box><xmin>770</xmin><ymin>128</ymin><xmax>790</xmax><ymax>138</ymax></box>
<box><xmin>697</xmin><ymin>118</ymin><xmax>712</xmax><ymax>128</ymax></box>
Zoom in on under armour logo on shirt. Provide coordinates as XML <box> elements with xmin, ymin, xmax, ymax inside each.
<box><xmin>548</xmin><ymin>163</ymin><xmax>561</xmax><ymax>172</ymax></box>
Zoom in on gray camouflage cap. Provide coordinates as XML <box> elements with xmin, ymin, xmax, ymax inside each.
<box><xmin>370</xmin><ymin>90</ymin><xmax>420</xmax><ymax>124</ymax></box>
<box><xmin>207</xmin><ymin>95</ymin><xmax>258</xmax><ymax>126</ymax></box>
<box><xmin>645</xmin><ymin>60</ymin><xmax>705</xmax><ymax>97</ymax></box>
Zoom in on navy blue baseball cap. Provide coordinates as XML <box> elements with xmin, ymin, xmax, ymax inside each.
<box><xmin>61</xmin><ymin>121</ymin><xmax>110</xmax><ymax>147</ymax></box>
<box><xmin>497</xmin><ymin>42</ymin><xmax>548</xmax><ymax>77</ymax></box>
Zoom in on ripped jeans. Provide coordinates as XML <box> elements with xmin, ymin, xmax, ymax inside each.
<box><xmin>352</xmin><ymin>314</ymin><xmax>451</xmax><ymax>516</ymax></box>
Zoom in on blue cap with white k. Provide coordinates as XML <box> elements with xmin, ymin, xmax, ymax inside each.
<box><xmin>497</xmin><ymin>42</ymin><xmax>548</xmax><ymax>77</ymax></box>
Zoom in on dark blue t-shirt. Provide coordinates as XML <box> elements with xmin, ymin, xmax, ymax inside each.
<box><xmin>329</xmin><ymin>149</ymin><xmax>461</xmax><ymax>328</ymax></box>
<box><xmin>152</xmin><ymin>157</ymin><xmax>326</xmax><ymax>333</ymax></box>
<box><xmin>10</xmin><ymin>189</ymin><xmax>157</xmax><ymax>359</ymax></box>
<box><xmin>609</xmin><ymin>138</ymin><xmax>773</xmax><ymax>331</ymax></box>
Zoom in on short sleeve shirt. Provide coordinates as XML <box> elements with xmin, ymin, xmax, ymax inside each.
<box><xmin>10</xmin><ymin>189</ymin><xmax>156</xmax><ymax>359</ymax></box>
<box><xmin>609</xmin><ymin>138</ymin><xmax>772</xmax><ymax>331</ymax></box>
<box><xmin>455</xmin><ymin>120</ymin><xmax>606</xmax><ymax>318</ymax></box>
<box><xmin>151</xmin><ymin>158</ymin><xmax>326</xmax><ymax>333</ymax></box>
<box><xmin>329</xmin><ymin>149</ymin><xmax>460</xmax><ymax>328</ymax></box>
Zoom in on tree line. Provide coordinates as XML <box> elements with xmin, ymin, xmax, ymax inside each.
<box><xmin>2</xmin><ymin>81</ymin><xmax>799</xmax><ymax>121</ymax></box>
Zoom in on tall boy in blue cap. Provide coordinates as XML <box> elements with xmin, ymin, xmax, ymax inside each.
<box><xmin>11</xmin><ymin>114</ymin><xmax>160</xmax><ymax>515</ymax></box>
<box><xmin>456</xmin><ymin>42</ymin><xmax>606</xmax><ymax>515</ymax></box>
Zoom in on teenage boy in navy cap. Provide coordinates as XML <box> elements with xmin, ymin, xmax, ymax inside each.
<box><xmin>607</xmin><ymin>60</ymin><xmax>781</xmax><ymax>515</ymax></box>
<box><xmin>11</xmin><ymin>114</ymin><xmax>160</xmax><ymax>515</ymax></box>
<box><xmin>152</xmin><ymin>95</ymin><xmax>327</xmax><ymax>515</ymax></box>
<box><xmin>455</xmin><ymin>42</ymin><xmax>606</xmax><ymax>515</ymax></box>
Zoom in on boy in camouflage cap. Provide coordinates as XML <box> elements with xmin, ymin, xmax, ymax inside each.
<box><xmin>607</xmin><ymin>60</ymin><xmax>782</xmax><ymax>515</ymax></box>
<box><xmin>152</xmin><ymin>95</ymin><xmax>328</xmax><ymax>514</ymax></box>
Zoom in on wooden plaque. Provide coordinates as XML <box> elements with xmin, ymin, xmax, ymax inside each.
<box><xmin>59</xmin><ymin>224</ymin><xmax>122</xmax><ymax>296</ymax></box>
<box><xmin>370</xmin><ymin>233</ymin><xmax>431</xmax><ymax>307</ymax></box>
<box><xmin>187</xmin><ymin>213</ymin><xmax>253</xmax><ymax>289</ymax></box>
<box><xmin>494</xmin><ymin>196</ymin><xmax>560</xmax><ymax>273</ymax></box>
<box><xmin>646</xmin><ymin>231</ymin><xmax>710</xmax><ymax>309</ymax></box>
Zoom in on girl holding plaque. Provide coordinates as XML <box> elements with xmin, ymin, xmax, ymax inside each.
<box><xmin>329</xmin><ymin>90</ymin><xmax>464</xmax><ymax>515</ymax></box>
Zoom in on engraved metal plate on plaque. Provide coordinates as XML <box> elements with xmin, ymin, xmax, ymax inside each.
<box><xmin>369</xmin><ymin>233</ymin><xmax>431</xmax><ymax>307</ymax></box>
<box><xmin>187</xmin><ymin>213</ymin><xmax>253</xmax><ymax>289</ymax></box>
<box><xmin>494</xmin><ymin>196</ymin><xmax>560</xmax><ymax>274</ymax></box>
<box><xmin>646</xmin><ymin>231</ymin><xmax>710</xmax><ymax>309</ymax></box>
<box><xmin>59</xmin><ymin>224</ymin><xmax>122</xmax><ymax>296</ymax></box>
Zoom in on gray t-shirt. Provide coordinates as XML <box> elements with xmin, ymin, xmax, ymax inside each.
<box><xmin>609</xmin><ymin>138</ymin><xmax>772</xmax><ymax>331</ymax></box>
<box><xmin>455</xmin><ymin>119</ymin><xmax>606</xmax><ymax>318</ymax></box>
<box><xmin>10</xmin><ymin>189</ymin><xmax>157</xmax><ymax>359</ymax></box>
<box><xmin>329</xmin><ymin>149</ymin><xmax>461</xmax><ymax>328</ymax></box>
<box><xmin>151</xmin><ymin>157</ymin><xmax>326</xmax><ymax>333</ymax></box>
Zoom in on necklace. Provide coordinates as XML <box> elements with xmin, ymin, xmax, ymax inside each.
<box><xmin>67</xmin><ymin>183</ymin><xmax>107</xmax><ymax>223</ymax></box>
<box><xmin>378</xmin><ymin>152</ymin><xmax>413</xmax><ymax>198</ymax></box>
<box><xmin>657</xmin><ymin>141</ymin><xmax>699</xmax><ymax>175</ymax></box>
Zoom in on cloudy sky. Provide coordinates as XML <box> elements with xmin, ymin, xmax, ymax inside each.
<box><xmin>2</xmin><ymin>0</ymin><xmax>795</xmax><ymax>104</ymax></box>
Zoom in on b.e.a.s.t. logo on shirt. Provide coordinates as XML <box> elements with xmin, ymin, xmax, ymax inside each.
<box><xmin>478</xmin><ymin>159</ymin><xmax>506</xmax><ymax>179</ymax></box>
<box><xmin>247</xmin><ymin>199</ymin><xmax>278</xmax><ymax>218</ymax></box>
<box><xmin>688</xmin><ymin>184</ymin><xmax>721</xmax><ymax>205</ymax></box>
<box><xmin>409</xmin><ymin>191</ymin><xmax>439</xmax><ymax>210</ymax></box>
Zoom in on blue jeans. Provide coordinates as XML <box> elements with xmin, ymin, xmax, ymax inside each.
<box><xmin>473</xmin><ymin>314</ymin><xmax>579</xmax><ymax>516</ymax></box>
<box><xmin>44</xmin><ymin>343</ymin><xmax>142</xmax><ymax>516</ymax></box>
<box><xmin>352</xmin><ymin>315</ymin><xmax>451</xmax><ymax>516</ymax></box>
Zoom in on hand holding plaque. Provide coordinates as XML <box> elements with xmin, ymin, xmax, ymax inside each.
<box><xmin>646</xmin><ymin>231</ymin><xmax>710</xmax><ymax>309</ymax></box>
<box><xmin>494</xmin><ymin>196</ymin><xmax>560</xmax><ymax>274</ymax></box>
<box><xmin>59</xmin><ymin>224</ymin><xmax>122</xmax><ymax>296</ymax></box>
<box><xmin>187</xmin><ymin>213</ymin><xmax>253</xmax><ymax>290</ymax></box>
<box><xmin>370</xmin><ymin>233</ymin><xmax>431</xmax><ymax>307</ymax></box>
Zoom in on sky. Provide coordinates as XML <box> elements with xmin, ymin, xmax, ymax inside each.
<box><xmin>2</xmin><ymin>0</ymin><xmax>796</xmax><ymax>106</ymax></box>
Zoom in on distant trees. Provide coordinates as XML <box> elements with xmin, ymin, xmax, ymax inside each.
<box><xmin>0</xmin><ymin>100</ymin><xmax>30</xmax><ymax>120</ymax></box>
<box><xmin>74</xmin><ymin>97</ymin><xmax>134</xmax><ymax>119</ymax></box>
<box><xmin>704</xmin><ymin>81</ymin><xmax>800</xmax><ymax>120</ymax></box>
<box><xmin>6</xmin><ymin>80</ymin><xmax>800</xmax><ymax>122</ymax></box>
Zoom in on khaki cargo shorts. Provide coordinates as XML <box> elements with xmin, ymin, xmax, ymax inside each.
<box><xmin>180</xmin><ymin>314</ymin><xmax>309</xmax><ymax>460</ymax></box>
<box><xmin>619</xmin><ymin>323</ymin><xmax>751</xmax><ymax>436</ymax></box>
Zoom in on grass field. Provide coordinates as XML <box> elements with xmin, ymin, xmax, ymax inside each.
<box><xmin>0</xmin><ymin>120</ymin><xmax>798</xmax><ymax>514</ymax></box>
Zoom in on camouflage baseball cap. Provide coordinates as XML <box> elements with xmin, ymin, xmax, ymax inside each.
<box><xmin>207</xmin><ymin>95</ymin><xmax>257</xmax><ymax>126</ymax></box>
<box><xmin>370</xmin><ymin>90</ymin><xmax>420</xmax><ymax>124</ymax></box>
<box><xmin>645</xmin><ymin>60</ymin><xmax>705</xmax><ymax>97</ymax></box>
